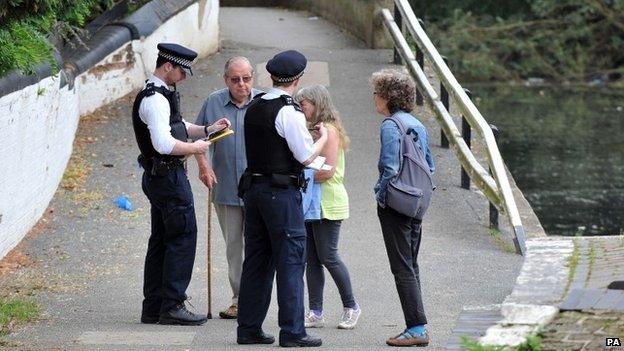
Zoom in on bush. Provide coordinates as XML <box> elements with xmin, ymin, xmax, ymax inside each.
<box><xmin>0</xmin><ymin>0</ymin><xmax>148</xmax><ymax>77</ymax></box>
<box><xmin>419</xmin><ymin>0</ymin><xmax>624</xmax><ymax>82</ymax></box>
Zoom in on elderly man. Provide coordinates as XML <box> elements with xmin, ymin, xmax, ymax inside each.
<box><xmin>195</xmin><ymin>56</ymin><xmax>263</xmax><ymax>319</ymax></box>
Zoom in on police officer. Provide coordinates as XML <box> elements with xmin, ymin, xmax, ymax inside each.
<box><xmin>236</xmin><ymin>50</ymin><xmax>328</xmax><ymax>347</ymax></box>
<box><xmin>132</xmin><ymin>43</ymin><xmax>230</xmax><ymax>325</ymax></box>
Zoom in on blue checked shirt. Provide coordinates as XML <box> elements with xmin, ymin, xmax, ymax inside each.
<box><xmin>196</xmin><ymin>88</ymin><xmax>264</xmax><ymax>206</ymax></box>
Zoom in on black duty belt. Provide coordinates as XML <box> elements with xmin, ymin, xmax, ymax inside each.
<box><xmin>250</xmin><ymin>173</ymin><xmax>300</xmax><ymax>187</ymax></box>
<box><xmin>138</xmin><ymin>155</ymin><xmax>185</xmax><ymax>176</ymax></box>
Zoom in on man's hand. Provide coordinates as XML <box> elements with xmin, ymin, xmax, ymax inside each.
<box><xmin>193</xmin><ymin>139</ymin><xmax>211</xmax><ymax>154</ymax></box>
<box><xmin>198</xmin><ymin>163</ymin><xmax>217</xmax><ymax>189</ymax></box>
<box><xmin>207</xmin><ymin>117</ymin><xmax>231</xmax><ymax>134</ymax></box>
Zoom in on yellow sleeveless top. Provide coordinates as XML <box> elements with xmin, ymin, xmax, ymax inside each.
<box><xmin>320</xmin><ymin>125</ymin><xmax>349</xmax><ymax>220</ymax></box>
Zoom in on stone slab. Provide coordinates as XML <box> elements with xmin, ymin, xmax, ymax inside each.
<box><xmin>560</xmin><ymin>289</ymin><xmax>585</xmax><ymax>311</ymax></box>
<box><xmin>77</xmin><ymin>331</ymin><xmax>196</xmax><ymax>345</ymax></box>
<box><xmin>593</xmin><ymin>289</ymin><xmax>624</xmax><ymax>310</ymax></box>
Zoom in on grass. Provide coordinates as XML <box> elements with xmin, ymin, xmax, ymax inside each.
<box><xmin>586</xmin><ymin>241</ymin><xmax>596</xmax><ymax>284</ymax></box>
<box><xmin>0</xmin><ymin>298</ymin><xmax>39</xmax><ymax>335</ymax></box>
<box><xmin>489</xmin><ymin>228</ymin><xmax>516</xmax><ymax>253</ymax></box>
<box><xmin>461</xmin><ymin>334</ymin><xmax>543</xmax><ymax>351</ymax></box>
<box><xmin>60</xmin><ymin>154</ymin><xmax>91</xmax><ymax>191</ymax></box>
<box><xmin>563</xmin><ymin>239</ymin><xmax>580</xmax><ymax>295</ymax></box>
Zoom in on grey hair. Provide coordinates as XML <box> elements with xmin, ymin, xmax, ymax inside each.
<box><xmin>294</xmin><ymin>84</ymin><xmax>350</xmax><ymax>149</ymax></box>
<box><xmin>224</xmin><ymin>56</ymin><xmax>254</xmax><ymax>75</ymax></box>
<box><xmin>370</xmin><ymin>68</ymin><xmax>415</xmax><ymax>113</ymax></box>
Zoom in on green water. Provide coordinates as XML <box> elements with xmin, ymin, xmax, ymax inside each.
<box><xmin>470</xmin><ymin>84</ymin><xmax>624</xmax><ymax>236</ymax></box>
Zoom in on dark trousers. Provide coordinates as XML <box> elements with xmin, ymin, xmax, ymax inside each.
<box><xmin>377</xmin><ymin>205</ymin><xmax>427</xmax><ymax>328</ymax></box>
<box><xmin>141</xmin><ymin>166</ymin><xmax>197</xmax><ymax>316</ymax></box>
<box><xmin>237</xmin><ymin>182</ymin><xmax>307</xmax><ymax>343</ymax></box>
<box><xmin>306</xmin><ymin>219</ymin><xmax>356</xmax><ymax>311</ymax></box>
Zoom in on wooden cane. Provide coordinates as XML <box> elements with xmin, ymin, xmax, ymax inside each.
<box><xmin>206</xmin><ymin>188</ymin><xmax>213</xmax><ymax>319</ymax></box>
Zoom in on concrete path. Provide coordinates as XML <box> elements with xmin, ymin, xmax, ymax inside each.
<box><xmin>3</xmin><ymin>7</ymin><xmax>523</xmax><ymax>350</ymax></box>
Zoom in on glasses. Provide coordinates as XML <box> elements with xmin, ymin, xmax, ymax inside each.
<box><xmin>227</xmin><ymin>76</ymin><xmax>253</xmax><ymax>84</ymax></box>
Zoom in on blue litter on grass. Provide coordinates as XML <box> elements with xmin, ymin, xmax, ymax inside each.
<box><xmin>114</xmin><ymin>195</ymin><xmax>134</xmax><ymax>211</ymax></box>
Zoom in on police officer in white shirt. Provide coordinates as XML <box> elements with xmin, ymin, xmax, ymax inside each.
<box><xmin>236</xmin><ymin>50</ymin><xmax>327</xmax><ymax>347</ymax></box>
<box><xmin>132</xmin><ymin>43</ymin><xmax>229</xmax><ymax>326</ymax></box>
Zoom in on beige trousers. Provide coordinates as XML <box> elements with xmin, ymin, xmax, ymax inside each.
<box><xmin>214</xmin><ymin>204</ymin><xmax>245</xmax><ymax>305</ymax></box>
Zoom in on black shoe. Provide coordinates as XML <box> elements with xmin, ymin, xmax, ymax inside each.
<box><xmin>159</xmin><ymin>304</ymin><xmax>208</xmax><ymax>326</ymax></box>
<box><xmin>140</xmin><ymin>314</ymin><xmax>159</xmax><ymax>324</ymax></box>
<box><xmin>280</xmin><ymin>335</ymin><xmax>322</xmax><ymax>347</ymax></box>
<box><xmin>237</xmin><ymin>331</ymin><xmax>275</xmax><ymax>345</ymax></box>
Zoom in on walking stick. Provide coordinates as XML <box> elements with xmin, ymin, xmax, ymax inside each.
<box><xmin>206</xmin><ymin>188</ymin><xmax>213</xmax><ymax>319</ymax></box>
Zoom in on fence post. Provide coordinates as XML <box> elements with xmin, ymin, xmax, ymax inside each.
<box><xmin>415</xmin><ymin>18</ymin><xmax>425</xmax><ymax>106</ymax></box>
<box><xmin>461</xmin><ymin>89</ymin><xmax>472</xmax><ymax>189</ymax></box>
<box><xmin>393</xmin><ymin>5</ymin><xmax>403</xmax><ymax>64</ymax></box>
<box><xmin>489</xmin><ymin>124</ymin><xmax>500</xmax><ymax>230</ymax></box>
<box><xmin>440</xmin><ymin>56</ymin><xmax>449</xmax><ymax>148</ymax></box>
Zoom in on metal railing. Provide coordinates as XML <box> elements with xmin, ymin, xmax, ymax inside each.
<box><xmin>380</xmin><ymin>0</ymin><xmax>527</xmax><ymax>255</ymax></box>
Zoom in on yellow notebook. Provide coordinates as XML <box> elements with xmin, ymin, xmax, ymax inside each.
<box><xmin>206</xmin><ymin>127</ymin><xmax>234</xmax><ymax>143</ymax></box>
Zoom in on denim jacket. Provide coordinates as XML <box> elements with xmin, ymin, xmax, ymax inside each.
<box><xmin>302</xmin><ymin>168</ymin><xmax>321</xmax><ymax>221</ymax></box>
<box><xmin>374</xmin><ymin>111</ymin><xmax>435</xmax><ymax>207</ymax></box>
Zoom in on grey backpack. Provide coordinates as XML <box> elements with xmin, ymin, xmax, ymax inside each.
<box><xmin>384</xmin><ymin>116</ymin><xmax>434</xmax><ymax>219</ymax></box>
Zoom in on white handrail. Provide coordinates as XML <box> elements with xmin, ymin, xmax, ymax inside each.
<box><xmin>381</xmin><ymin>1</ymin><xmax>527</xmax><ymax>255</ymax></box>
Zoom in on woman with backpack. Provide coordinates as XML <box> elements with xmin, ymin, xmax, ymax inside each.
<box><xmin>294</xmin><ymin>85</ymin><xmax>361</xmax><ymax>330</ymax></box>
<box><xmin>370</xmin><ymin>69</ymin><xmax>435</xmax><ymax>347</ymax></box>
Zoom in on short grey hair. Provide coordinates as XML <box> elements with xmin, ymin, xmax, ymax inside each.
<box><xmin>370</xmin><ymin>68</ymin><xmax>416</xmax><ymax>113</ymax></box>
<box><xmin>224</xmin><ymin>56</ymin><xmax>254</xmax><ymax>75</ymax></box>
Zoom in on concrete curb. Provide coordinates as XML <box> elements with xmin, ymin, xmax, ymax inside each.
<box><xmin>480</xmin><ymin>237</ymin><xmax>574</xmax><ymax>347</ymax></box>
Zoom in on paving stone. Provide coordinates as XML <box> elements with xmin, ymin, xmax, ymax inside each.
<box><xmin>593</xmin><ymin>290</ymin><xmax>624</xmax><ymax>310</ymax></box>
<box><xmin>561</xmin><ymin>289</ymin><xmax>586</xmax><ymax>311</ymax></box>
<box><xmin>576</xmin><ymin>289</ymin><xmax>607</xmax><ymax>310</ymax></box>
<box><xmin>563</xmin><ymin>333</ymin><xmax>593</xmax><ymax>342</ymax></box>
<box><xmin>614</xmin><ymin>295</ymin><xmax>624</xmax><ymax>310</ymax></box>
<box><xmin>77</xmin><ymin>331</ymin><xmax>196</xmax><ymax>345</ymax></box>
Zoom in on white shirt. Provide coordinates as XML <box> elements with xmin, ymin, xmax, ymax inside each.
<box><xmin>138</xmin><ymin>75</ymin><xmax>190</xmax><ymax>155</ymax></box>
<box><xmin>261</xmin><ymin>88</ymin><xmax>314</xmax><ymax>163</ymax></box>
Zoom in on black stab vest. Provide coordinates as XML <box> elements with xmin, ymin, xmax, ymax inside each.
<box><xmin>132</xmin><ymin>82</ymin><xmax>187</xmax><ymax>160</ymax></box>
<box><xmin>244</xmin><ymin>95</ymin><xmax>304</xmax><ymax>176</ymax></box>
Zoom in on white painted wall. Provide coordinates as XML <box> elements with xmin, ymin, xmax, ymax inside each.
<box><xmin>0</xmin><ymin>0</ymin><xmax>219</xmax><ymax>259</ymax></box>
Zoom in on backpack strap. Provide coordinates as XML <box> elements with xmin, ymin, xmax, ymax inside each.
<box><xmin>383</xmin><ymin>115</ymin><xmax>420</xmax><ymax>140</ymax></box>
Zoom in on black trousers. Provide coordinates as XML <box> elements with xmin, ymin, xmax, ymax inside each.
<box><xmin>377</xmin><ymin>205</ymin><xmax>427</xmax><ymax>328</ymax></box>
<box><xmin>141</xmin><ymin>166</ymin><xmax>197</xmax><ymax>316</ymax></box>
<box><xmin>237</xmin><ymin>182</ymin><xmax>307</xmax><ymax>343</ymax></box>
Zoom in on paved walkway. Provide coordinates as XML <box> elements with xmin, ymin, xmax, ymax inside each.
<box><xmin>1</xmin><ymin>7</ymin><xmax>525</xmax><ymax>350</ymax></box>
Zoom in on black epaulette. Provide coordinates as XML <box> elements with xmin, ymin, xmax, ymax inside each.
<box><xmin>143</xmin><ymin>82</ymin><xmax>156</xmax><ymax>96</ymax></box>
<box><xmin>281</xmin><ymin>94</ymin><xmax>303</xmax><ymax>112</ymax></box>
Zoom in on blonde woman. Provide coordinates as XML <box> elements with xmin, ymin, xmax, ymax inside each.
<box><xmin>294</xmin><ymin>85</ymin><xmax>360</xmax><ymax>329</ymax></box>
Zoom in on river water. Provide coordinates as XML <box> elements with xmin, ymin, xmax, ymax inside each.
<box><xmin>470</xmin><ymin>84</ymin><xmax>624</xmax><ymax>236</ymax></box>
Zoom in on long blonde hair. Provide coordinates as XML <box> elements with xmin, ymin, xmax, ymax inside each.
<box><xmin>294</xmin><ymin>85</ymin><xmax>350</xmax><ymax>149</ymax></box>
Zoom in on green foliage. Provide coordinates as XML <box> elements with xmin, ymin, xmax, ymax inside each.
<box><xmin>0</xmin><ymin>19</ymin><xmax>57</xmax><ymax>76</ymax></box>
<box><xmin>419</xmin><ymin>0</ymin><xmax>624</xmax><ymax>82</ymax></box>
<box><xmin>0</xmin><ymin>0</ymin><xmax>128</xmax><ymax>77</ymax></box>
<box><xmin>0</xmin><ymin>298</ymin><xmax>39</xmax><ymax>335</ymax></box>
<box><xmin>460</xmin><ymin>334</ymin><xmax>543</xmax><ymax>351</ymax></box>
<box><xmin>409</xmin><ymin>0</ymin><xmax>532</xmax><ymax>21</ymax></box>
<box><xmin>461</xmin><ymin>337</ymin><xmax>506</xmax><ymax>351</ymax></box>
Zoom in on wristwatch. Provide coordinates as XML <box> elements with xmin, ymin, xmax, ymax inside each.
<box><xmin>204</xmin><ymin>125</ymin><xmax>209</xmax><ymax>136</ymax></box>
